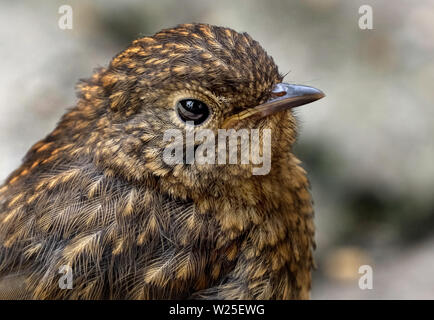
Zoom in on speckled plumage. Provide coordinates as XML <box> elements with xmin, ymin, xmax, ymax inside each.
<box><xmin>0</xmin><ymin>24</ymin><xmax>316</xmax><ymax>299</ymax></box>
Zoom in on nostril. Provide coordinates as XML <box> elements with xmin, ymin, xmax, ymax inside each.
<box><xmin>271</xmin><ymin>91</ymin><xmax>286</xmax><ymax>98</ymax></box>
<box><xmin>271</xmin><ymin>83</ymin><xmax>289</xmax><ymax>98</ymax></box>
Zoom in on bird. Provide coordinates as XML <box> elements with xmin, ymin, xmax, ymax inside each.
<box><xmin>0</xmin><ymin>23</ymin><xmax>324</xmax><ymax>299</ymax></box>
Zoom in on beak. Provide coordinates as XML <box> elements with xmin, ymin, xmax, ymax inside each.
<box><xmin>221</xmin><ymin>83</ymin><xmax>325</xmax><ymax>129</ymax></box>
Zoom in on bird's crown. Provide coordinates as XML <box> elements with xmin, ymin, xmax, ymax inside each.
<box><xmin>101</xmin><ymin>23</ymin><xmax>282</xmax><ymax>114</ymax></box>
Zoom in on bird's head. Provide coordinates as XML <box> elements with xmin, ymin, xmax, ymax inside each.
<box><xmin>73</xmin><ymin>23</ymin><xmax>324</xmax><ymax>192</ymax></box>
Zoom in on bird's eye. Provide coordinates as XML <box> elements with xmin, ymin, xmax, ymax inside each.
<box><xmin>176</xmin><ymin>99</ymin><xmax>210</xmax><ymax>125</ymax></box>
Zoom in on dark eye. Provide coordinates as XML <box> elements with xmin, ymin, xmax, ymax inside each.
<box><xmin>176</xmin><ymin>99</ymin><xmax>210</xmax><ymax>125</ymax></box>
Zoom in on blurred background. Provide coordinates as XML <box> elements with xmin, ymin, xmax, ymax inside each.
<box><xmin>1</xmin><ymin>0</ymin><xmax>433</xmax><ymax>299</ymax></box>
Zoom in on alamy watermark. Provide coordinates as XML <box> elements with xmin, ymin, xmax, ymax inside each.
<box><xmin>358</xmin><ymin>5</ymin><xmax>373</xmax><ymax>30</ymax></box>
<box><xmin>58</xmin><ymin>265</ymin><xmax>73</xmax><ymax>289</ymax></box>
<box><xmin>58</xmin><ymin>5</ymin><xmax>73</xmax><ymax>30</ymax></box>
<box><xmin>358</xmin><ymin>264</ymin><xmax>373</xmax><ymax>290</ymax></box>
<box><xmin>162</xmin><ymin>122</ymin><xmax>272</xmax><ymax>175</ymax></box>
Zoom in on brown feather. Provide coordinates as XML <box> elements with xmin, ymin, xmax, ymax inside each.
<box><xmin>0</xmin><ymin>23</ymin><xmax>315</xmax><ymax>299</ymax></box>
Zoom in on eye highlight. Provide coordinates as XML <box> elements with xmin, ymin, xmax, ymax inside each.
<box><xmin>176</xmin><ymin>99</ymin><xmax>210</xmax><ymax>125</ymax></box>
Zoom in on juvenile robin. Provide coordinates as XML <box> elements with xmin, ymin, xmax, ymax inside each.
<box><xmin>0</xmin><ymin>23</ymin><xmax>324</xmax><ymax>299</ymax></box>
